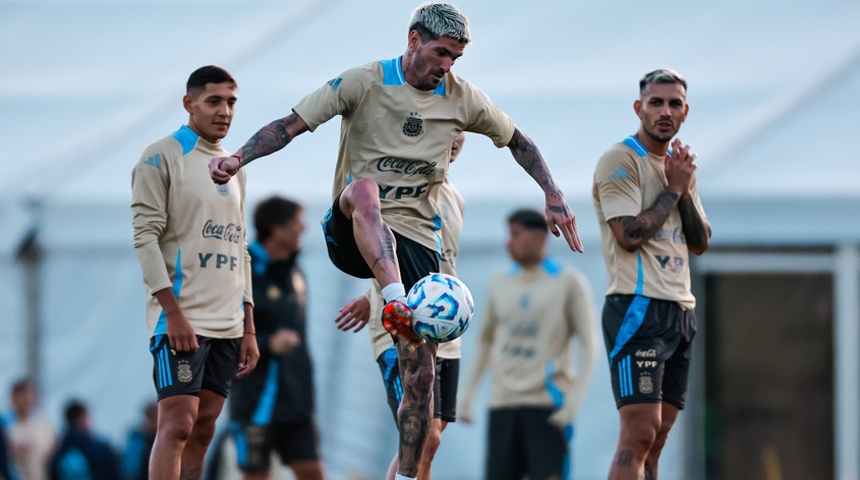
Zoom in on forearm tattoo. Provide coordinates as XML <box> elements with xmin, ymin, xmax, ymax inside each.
<box><xmin>617</xmin><ymin>190</ymin><xmax>680</xmax><ymax>244</ymax></box>
<box><xmin>238</xmin><ymin>114</ymin><xmax>300</xmax><ymax>166</ymax></box>
<box><xmin>508</xmin><ymin>129</ymin><xmax>562</xmax><ymax>199</ymax></box>
<box><xmin>678</xmin><ymin>194</ymin><xmax>710</xmax><ymax>252</ymax></box>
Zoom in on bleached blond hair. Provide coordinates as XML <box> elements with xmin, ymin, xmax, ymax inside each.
<box><xmin>408</xmin><ymin>2</ymin><xmax>470</xmax><ymax>44</ymax></box>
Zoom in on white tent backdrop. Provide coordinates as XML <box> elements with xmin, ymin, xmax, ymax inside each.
<box><xmin>2</xmin><ymin>0</ymin><xmax>860</xmax><ymax>478</ymax></box>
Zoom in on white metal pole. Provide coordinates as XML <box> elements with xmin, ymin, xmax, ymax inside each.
<box><xmin>834</xmin><ymin>243</ymin><xmax>860</xmax><ymax>480</ymax></box>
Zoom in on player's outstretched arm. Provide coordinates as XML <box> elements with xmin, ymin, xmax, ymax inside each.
<box><xmin>209</xmin><ymin>112</ymin><xmax>310</xmax><ymax>184</ymax></box>
<box><xmin>506</xmin><ymin>129</ymin><xmax>583</xmax><ymax>252</ymax></box>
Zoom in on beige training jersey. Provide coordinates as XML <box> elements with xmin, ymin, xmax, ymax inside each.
<box><xmin>293</xmin><ymin>56</ymin><xmax>515</xmax><ymax>251</ymax></box>
<box><xmin>132</xmin><ymin>125</ymin><xmax>253</xmax><ymax>338</ymax></box>
<box><xmin>592</xmin><ymin>135</ymin><xmax>707</xmax><ymax>310</ymax></box>
<box><xmin>459</xmin><ymin>260</ymin><xmax>598</xmax><ymax>425</ymax></box>
<box><xmin>367</xmin><ymin>178</ymin><xmax>465</xmax><ymax>360</ymax></box>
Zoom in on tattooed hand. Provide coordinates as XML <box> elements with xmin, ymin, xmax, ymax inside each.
<box><xmin>209</xmin><ymin>154</ymin><xmax>241</xmax><ymax>184</ymax></box>
<box><xmin>546</xmin><ymin>197</ymin><xmax>584</xmax><ymax>253</ymax></box>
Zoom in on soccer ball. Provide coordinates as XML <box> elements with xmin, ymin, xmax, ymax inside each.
<box><xmin>406</xmin><ymin>273</ymin><xmax>474</xmax><ymax>343</ymax></box>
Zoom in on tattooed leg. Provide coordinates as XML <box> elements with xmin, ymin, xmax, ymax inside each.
<box><xmin>340</xmin><ymin>179</ymin><xmax>402</xmax><ymax>287</ymax></box>
<box><xmin>395</xmin><ymin>341</ymin><xmax>437</xmax><ymax>477</ymax></box>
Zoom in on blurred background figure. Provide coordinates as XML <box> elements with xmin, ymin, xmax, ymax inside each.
<box><xmin>0</xmin><ymin>419</ymin><xmax>14</xmax><ymax>480</ymax></box>
<box><xmin>121</xmin><ymin>402</ymin><xmax>157</xmax><ymax>480</ymax></box>
<box><xmin>48</xmin><ymin>399</ymin><xmax>121</xmax><ymax>480</ymax></box>
<box><xmin>2</xmin><ymin>378</ymin><xmax>55</xmax><ymax>480</ymax></box>
<box><xmin>459</xmin><ymin>208</ymin><xmax>599</xmax><ymax>480</ymax></box>
<box><xmin>229</xmin><ymin>196</ymin><xmax>324</xmax><ymax>480</ymax></box>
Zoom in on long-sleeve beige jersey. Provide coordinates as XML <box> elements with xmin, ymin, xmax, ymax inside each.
<box><xmin>131</xmin><ymin>125</ymin><xmax>253</xmax><ymax>339</ymax></box>
<box><xmin>460</xmin><ymin>259</ymin><xmax>599</xmax><ymax>425</ymax></box>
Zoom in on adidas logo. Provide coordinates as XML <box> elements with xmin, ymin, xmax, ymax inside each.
<box><xmin>144</xmin><ymin>153</ymin><xmax>162</xmax><ymax>169</ymax></box>
<box><xmin>610</xmin><ymin>166</ymin><xmax>629</xmax><ymax>180</ymax></box>
<box><xmin>327</xmin><ymin>77</ymin><xmax>342</xmax><ymax>92</ymax></box>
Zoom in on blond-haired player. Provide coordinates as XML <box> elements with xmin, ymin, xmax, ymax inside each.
<box><xmin>208</xmin><ymin>5</ymin><xmax>583</xmax><ymax>478</ymax></box>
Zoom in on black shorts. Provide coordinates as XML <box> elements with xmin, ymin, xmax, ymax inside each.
<box><xmin>230</xmin><ymin>417</ymin><xmax>320</xmax><ymax>472</ymax></box>
<box><xmin>486</xmin><ymin>407</ymin><xmax>574</xmax><ymax>480</ymax></box>
<box><xmin>376</xmin><ymin>346</ymin><xmax>459</xmax><ymax>424</ymax></box>
<box><xmin>322</xmin><ymin>194</ymin><xmax>439</xmax><ymax>290</ymax></box>
<box><xmin>602</xmin><ymin>294</ymin><xmax>697</xmax><ymax>409</ymax></box>
<box><xmin>149</xmin><ymin>334</ymin><xmax>240</xmax><ymax>400</ymax></box>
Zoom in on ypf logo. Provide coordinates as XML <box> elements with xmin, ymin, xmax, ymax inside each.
<box><xmin>402</xmin><ymin>111</ymin><xmax>423</xmax><ymax>137</ymax></box>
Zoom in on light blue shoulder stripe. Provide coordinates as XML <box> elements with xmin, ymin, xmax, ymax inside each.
<box><xmin>542</xmin><ymin>258</ymin><xmax>562</xmax><ymax>277</ymax></box>
<box><xmin>433</xmin><ymin>78</ymin><xmax>446</xmax><ymax>96</ymax></box>
<box><xmin>381</xmin><ymin>57</ymin><xmax>406</xmax><ymax>86</ymax></box>
<box><xmin>623</xmin><ymin>135</ymin><xmax>672</xmax><ymax>157</ymax></box>
<box><xmin>623</xmin><ymin>136</ymin><xmax>648</xmax><ymax>157</ymax></box>
<box><xmin>171</xmin><ymin>125</ymin><xmax>198</xmax><ymax>155</ymax></box>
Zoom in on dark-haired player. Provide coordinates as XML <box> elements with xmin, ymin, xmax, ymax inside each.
<box><xmin>132</xmin><ymin>65</ymin><xmax>260</xmax><ymax>480</ymax></box>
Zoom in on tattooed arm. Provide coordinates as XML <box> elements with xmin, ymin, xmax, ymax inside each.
<box><xmin>607</xmin><ymin>189</ymin><xmax>681</xmax><ymax>253</ymax></box>
<box><xmin>507</xmin><ymin>128</ymin><xmax>583</xmax><ymax>252</ymax></box>
<box><xmin>678</xmin><ymin>193</ymin><xmax>711</xmax><ymax>255</ymax></box>
<box><xmin>209</xmin><ymin>112</ymin><xmax>309</xmax><ymax>184</ymax></box>
<box><xmin>608</xmin><ymin>139</ymin><xmax>707</xmax><ymax>253</ymax></box>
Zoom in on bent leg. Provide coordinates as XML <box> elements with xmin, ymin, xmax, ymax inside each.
<box><xmin>339</xmin><ymin>179</ymin><xmax>401</xmax><ymax>288</ymax></box>
<box><xmin>149</xmin><ymin>395</ymin><xmax>199</xmax><ymax>480</ymax></box>
<box><xmin>395</xmin><ymin>341</ymin><xmax>437</xmax><ymax>477</ymax></box>
<box><xmin>609</xmin><ymin>403</ymin><xmax>662</xmax><ymax>480</ymax></box>
<box><xmin>180</xmin><ymin>390</ymin><xmax>226</xmax><ymax>480</ymax></box>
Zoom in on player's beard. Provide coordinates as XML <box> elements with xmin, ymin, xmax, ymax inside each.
<box><xmin>410</xmin><ymin>55</ymin><xmax>441</xmax><ymax>91</ymax></box>
<box><xmin>643</xmin><ymin>123</ymin><xmax>676</xmax><ymax>144</ymax></box>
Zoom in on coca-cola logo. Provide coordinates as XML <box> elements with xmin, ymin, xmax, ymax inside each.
<box><xmin>376</xmin><ymin>157</ymin><xmax>437</xmax><ymax>176</ymax></box>
<box><xmin>202</xmin><ymin>220</ymin><xmax>242</xmax><ymax>244</ymax></box>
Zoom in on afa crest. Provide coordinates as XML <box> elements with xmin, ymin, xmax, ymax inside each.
<box><xmin>177</xmin><ymin>361</ymin><xmax>193</xmax><ymax>383</ymax></box>
<box><xmin>639</xmin><ymin>374</ymin><xmax>654</xmax><ymax>394</ymax></box>
<box><xmin>402</xmin><ymin>111</ymin><xmax>423</xmax><ymax>137</ymax></box>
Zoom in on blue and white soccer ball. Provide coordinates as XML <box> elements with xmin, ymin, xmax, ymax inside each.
<box><xmin>407</xmin><ymin>273</ymin><xmax>474</xmax><ymax>343</ymax></box>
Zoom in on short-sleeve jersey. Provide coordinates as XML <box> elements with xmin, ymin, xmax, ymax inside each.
<box><xmin>592</xmin><ymin>135</ymin><xmax>707</xmax><ymax>309</ymax></box>
<box><xmin>476</xmin><ymin>259</ymin><xmax>595</xmax><ymax>409</ymax></box>
<box><xmin>132</xmin><ymin>125</ymin><xmax>252</xmax><ymax>338</ymax></box>
<box><xmin>293</xmin><ymin>56</ymin><xmax>515</xmax><ymax>251</ymax></box>
<box><xmin>367</xmin><ymin>178</ymin><xmax>465</xmax><ymax>359</ymax></box>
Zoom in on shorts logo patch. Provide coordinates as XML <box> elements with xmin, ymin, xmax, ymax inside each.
<box><xmin>635</xmin><ymin>349</ymin><xmax>657</xmax><ymax>358</ymax></box>
<box><xmin>639</xmin><ymin>374</ymin><xmax>654</xmax><ymax>394</ymax></box>
<box><xmin>177</xmin><ymin>361</ymin><xmax>193</xmax><ymax>383</ymax></box>
<box><xmin>402</xmin><ymin>112</ymin><xmax>423</xmax><ymax>137</ymax></box>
